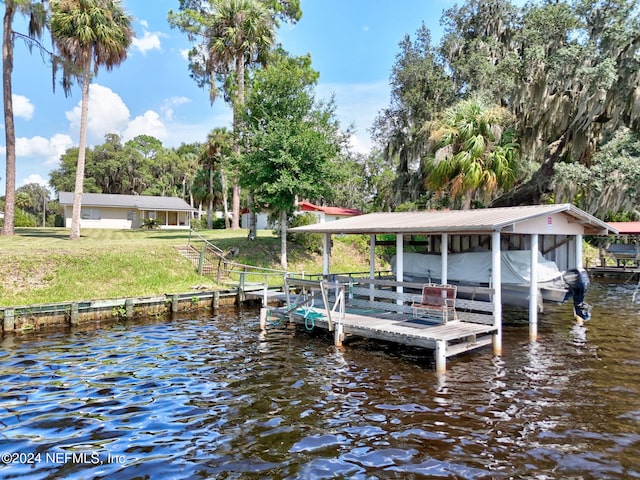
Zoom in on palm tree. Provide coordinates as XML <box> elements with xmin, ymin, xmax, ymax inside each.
<box><xmin>170</xmin><ymin>0</ymin><xmax>274</xmax><ymax>230</ymax></box>
<box><xmin>207</xmin><ymin>0</ymin><xmax>274</xmax><ymax>231</ymax></box>
<box><xmin>2</xmin><ymin>0</ymin><xmax>47</xmax><ymax>236</ymax></box>
<box><xmin>200</xmin><ymin>127</ymin><xmax>232</xmax><ymax>229</ymax></box>
<box><xmin>50</xmin><ymin>0</ymin><xmax>133</xmax><ymax>239</ymax></box>
<box><xmin>424</xmin><ymin>97</ymin><xmax>519</xmax><ymax>209</ymax></box>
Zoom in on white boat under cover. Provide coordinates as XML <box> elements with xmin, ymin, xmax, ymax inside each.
<box><xmin>391</xmin><ymin>250</ymin><xmax>569</xmax><ymax>307</ymax></box>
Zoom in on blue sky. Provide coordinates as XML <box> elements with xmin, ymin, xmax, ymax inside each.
<box><xmin>1</xmin><ymin>0</ymin><xmax>450</xmax><ymax>195</ymax></box>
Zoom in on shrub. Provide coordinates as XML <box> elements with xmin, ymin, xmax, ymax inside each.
<box><xmin>142</xmin><ymin>218</ymin><xmax>161</xmax><ymax>229</ymax></box>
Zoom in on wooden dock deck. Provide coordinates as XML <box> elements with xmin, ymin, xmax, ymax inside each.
<box><xmin>290</xmin><ymin>309</ymin><xmax>496</xmax><ymax>361</ymax></box>
<box><xmin>259</xmin><ymin>276</ymin><xmax>499</xmax><ymax>372</ymax></box>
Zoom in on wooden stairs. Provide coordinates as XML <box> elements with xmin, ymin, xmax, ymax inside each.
<box><xmin>175</xmin><ymin>244</ymin><xmax>219</xmax><ymax>276</ymax></box>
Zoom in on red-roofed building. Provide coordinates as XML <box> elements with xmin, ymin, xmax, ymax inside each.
<box><xmin>607</xmin><ymin>222</ymin><xmax>640</xmax><ymax>235</ymax></box>
<box><xmin>297</xmin><ymin>201</ymin><xmax>363</xmax><ymax>221</ymax></box>
<box><xmin>241</xmin><ymin>201</ymin><xmax>362</xmax><ymax>230</ymax></box>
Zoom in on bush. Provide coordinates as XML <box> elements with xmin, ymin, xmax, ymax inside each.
<box><xmin>287</xmin><ymin>212</ymin><xmax>322</xmax><ymax>254</ymax></box>
<box><xmin>212</xmin><ymin>217</ymin><xmax>227</xmax><ymax>229</ymax></box>
<box><xmin>142</xmin><ymin>218</ymin><xmax>161</xmax><ymax>229</ymax></box>
<box><xmin>14</xmin><ymin>208</ymin><xmax>37</xmax><ymax>227</ymax></box>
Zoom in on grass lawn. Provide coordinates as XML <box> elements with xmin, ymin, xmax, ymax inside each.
<box><xmin>0</xmin><ymin>228</ymin><xmax>374</xmax><ymax>307</ymax></box>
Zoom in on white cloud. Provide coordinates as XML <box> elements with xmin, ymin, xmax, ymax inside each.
<box><xmin>123</xmin><ymin>110</ymin><xmax>167</xmax><ymax>142</ymax></box>
<box><xmin>13</xmin><ymin>94</ymin><xmax>34</xmax><ymax>120</ymax></box>
<box><xmin>15</xmin><ymin>133</ymin><xmax>74</xmax><ymax>165</ymax></box>
<box><xmin>132</xmin><ymin>30</ymin><xmax>163</xmax><ymax>55</ymax></box>
<box><xmin>20</xmin><ymin>173</ymin><xmax>48</xmax><ymax>187</ymax></box>
<box><xmin>65</xmin><ymin>84</ymin><xmax>130</xmax><ymax>144</ymax></box>
<box><xmin>161</xmin><ymin>96</ymin><xmax>191</xmax><ymax>121</ymax></box>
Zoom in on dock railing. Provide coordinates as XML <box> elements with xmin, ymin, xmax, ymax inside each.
<box><xmin>283</xmin><ymin>275</ymin><xmax>347</xmax><ymax>333</ymax></box>
<box><xmin>335</xmin><ymin>275</ymin><xmax>495</xmax><ymax>325</ymax></box>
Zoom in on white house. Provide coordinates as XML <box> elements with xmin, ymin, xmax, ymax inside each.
<box><xmin>59</xmin><ymin>192</ymin><xmax>196</xmax><ymax>229</ymax></box>
<box><xmin>241</xmin><ymin>200</ymin><xmax>363</xmax><ymax>230</ymax></box>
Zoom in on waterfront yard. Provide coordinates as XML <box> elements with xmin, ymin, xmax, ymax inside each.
<box><xmin>0</xmin><ymin>228</ymin><xmax>371</xmax><ymax>307</ymax></box>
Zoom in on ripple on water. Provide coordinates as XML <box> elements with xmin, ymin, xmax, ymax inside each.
<box><xmin>0</xmin><ymin>287</ymin><xmax>639</xmax><ymax>479</ymax></box>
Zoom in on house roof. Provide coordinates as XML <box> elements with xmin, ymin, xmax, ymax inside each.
<box><xmin>58</xmin><ymin>192</ymin><xmax>196</xmax><ymax>212</ymax></box>
<box><xmin>289</xmin><ymin>204</ymin><xmax>616</xmax><ymax>236</ymax></box>
<box><xmin>298</xmin><ymin>201</ymin><xmax>362</xmax><ymax>217</ymax></box>
<box><xmin>607</xmin><ymin>222</ymin><xmax>640</xmax><ymax>235</ymax></box>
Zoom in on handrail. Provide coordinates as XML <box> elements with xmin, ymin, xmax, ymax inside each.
<box><xmin>284</xmin><ymin>275</ymin><xmax>346</xmax><ymax>331</ymax></box>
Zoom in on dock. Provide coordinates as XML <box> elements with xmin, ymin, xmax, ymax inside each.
<box><xmin>589</xmin><ymin>266</ymin><xmax>640</xmax><ymax>278</ymax></box>
<box><xmin>259</xmin><ymin>275</ymin><xmax>498</xmax><ymax>373</ymax></box>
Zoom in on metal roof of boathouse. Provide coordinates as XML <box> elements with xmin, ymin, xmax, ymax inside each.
<box><xmin>289</xmin><ymin>204</ymin><xmax>616</xmax><ymax>236</ymax></box>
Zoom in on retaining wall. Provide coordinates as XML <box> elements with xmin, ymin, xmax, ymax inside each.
<box><xmin>0</xmin><ymin>289</ymin><xmax>262</xmax><ymax>334</ymax></box>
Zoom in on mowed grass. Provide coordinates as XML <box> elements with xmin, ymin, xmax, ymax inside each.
<box><xmin>0</xmin><ymin>228</ymin><xmax>372</xmax><ymax>307</ymax></box>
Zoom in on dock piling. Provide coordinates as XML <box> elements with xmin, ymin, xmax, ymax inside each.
<box><xmin>3</xmin><ymin>309</ymin><xmax>15</xmax><ymax>332</ymax></box>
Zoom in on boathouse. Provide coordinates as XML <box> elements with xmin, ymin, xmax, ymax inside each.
<box><xmin>285</xmin><ymin>204</ymin><xmax>616</xmax><ymax>372</ymax></box>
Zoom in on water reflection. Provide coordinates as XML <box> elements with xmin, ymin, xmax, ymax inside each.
<box><xmin>0</xmin><ymin>281</ymin><xmax>638</xmax><ymax>479</ymax></box>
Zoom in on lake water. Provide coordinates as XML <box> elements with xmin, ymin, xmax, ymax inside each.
<box><xmin>1</xmin><ymin>280</ymin><xmax>639</xmax><ymax>479</ymax></box>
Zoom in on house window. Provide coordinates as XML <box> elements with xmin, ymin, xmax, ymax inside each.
<box><xmin>146</xmin><ymin>211</ymin><xmax>157</xmax><ymax>220</ymax></box>
<box><xmin>127</xmin><ymin>210</ymin><xmax>136</xmax><ymax>221</ymax></box>
<box><xmin>81</xmin><ymin>208</ymin><xmax>100</xmax><ymax>220</ymax></box>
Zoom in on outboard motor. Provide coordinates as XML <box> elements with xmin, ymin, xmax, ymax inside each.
<box><xmin>563</xmin><ymin>268</ymin><xmax>591</xmax><ymax>323</ymax></box>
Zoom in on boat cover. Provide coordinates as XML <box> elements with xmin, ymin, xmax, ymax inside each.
<box><xmin>391</xmin><ymin>251</ymin><xmax>565</xmax><ymax>285</ymax></box>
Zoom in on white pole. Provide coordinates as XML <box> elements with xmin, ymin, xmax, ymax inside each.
<box><xmin>323</xmin><ymin>233</ymin><xmax>330</xmax><ymax>276</ymax></box>
<box><xmin>491</xmin><ymin>231</ymin><xmax>502</xmax><ymax>356</ymax></box>
<box><xmin>575</xmin><ymin>234</ymin><xmax>583</xmax><ymax>269</ymax></box>
<box><xmin>370</xmin><ymin>234</ymin><xmax>376</xmax><ymax>301</ymax></box>
<box><xmin>529</xmin><ymin>234</ymin><xmax>539</xmax><ymax>341</ymax></box>
<box><xmin>396</xmin><ymin>234</ymin><xmax>404</xmax><ymax>305</ymax></box>
<box><xmin>435</xmin><ymin>339</ymin><xmax>447</xmax><ymax>374</ymax></box>
<box><xmin>441</xmin><ymin>233</ymin><xmax>448</xmax><ymax>285</ymax></box>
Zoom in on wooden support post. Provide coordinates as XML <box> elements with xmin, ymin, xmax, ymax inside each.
<box><xmin>435</xmin><ymin>339</ymin><xmax>446</xmax><ymax>373</ymax></box>
<box><xmin>334</xmin><ymin>322</ymin><xmax>344</xmax><ymax>347</ymax></box>
<box><xmin>369</xmin><ymin>234</ymin><xmax>376</xmax><ymax>302</ymax></box>
<box><xmin>237</xmin><ymin>271</ymin><xmax>246</xmax><ymax>304</ymax></box>
<box><xmin>198</xmin><ymin>249</ymin><xmax>205</xmax><ymax>275</ymax></box>
<box><xmin>441</xmin><ymin>233</ymin><xmax>448</xmax><ymax>285</ymax></box>
<box><xmin>396</xmin><ymin>234</ymin><xmax>404</xmax><ymax>305</ymax></box>
<box><xmin>529</xmin><ymin>234</ymin><xmax>539</xmax><ymax>341</ymax></box>
<box><xmin>3</xmin><ymin>309</ymin><xmax>15</xmax><ymax>332</ymax></box>
<box><xmin>323</xmin><ymin>233</ymin><xmax>331</xmax><ymax>276</ymax></box>
<box><xmin>216</xmin><ymin>258</ymin><xmax>223</xmax><ymax>283</ymax></box>
<box><xmin>70</xmin><ymin>302</ymin><xmax>79</xmax><ymax>325</ymax></box>
<box><xmin>172</xmin><ymin>294</ymin><xmax>180</xmax><ymax>313</ymax></box>
<box><xmin>575</xmin><ymin>234</ymin><xmax>583</xmax><ymax>269</ymax></box>
<box><xmin>125</xmin><ymin>298</ymin><xmax>134</xmax><ymax>319</ymax></box>
<box><xmin>259</xmin><ymin>308</ymin><xmax>268</xmax><ymax>330</ymax></box>
<box><xmin>491</xmin><ymin>231</ymin><xmax>502</xmax><ymax>356</ymax></box>
<box><xmin>212</xmin><ymin>291</ymin><xmax>220</xmax><ymax>311</ymax></box>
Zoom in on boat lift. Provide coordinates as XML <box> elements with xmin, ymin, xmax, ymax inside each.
<box><xmin>259</xmin><ymin>275</ymin><xmax>347</xmax><ymax>345</ymax></box>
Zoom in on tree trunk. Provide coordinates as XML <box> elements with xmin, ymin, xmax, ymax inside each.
<box><xmin>230</xmin><ymin>55</ymin><xmax>245</xmax><ymax>230</ymax></box>
<box><xmin>69</xmin><ymin>63</ymin><xmax>91</xmax><ymax>240</ymax></box>
<box><xmin>2</xmin><ymin>2</ymin><xmax>16</xmax><ymax>236</ymax></box>
<box><xmin>207</xmin><ymin>166</ymin><xmax>213</xmax><ymax>229</ymax></box>
<box><xmin>248</xmin><ymin>190</ymin><xmax>257</xmax><ymax>240</ymax></box>
<box><xmin>220</xmin><ymin>168</ymin><xmax>230</xmax><ymax>229</ymax></box>
<box><xmin>491</xmin><ymin>137</ymin><xmax>567</xmax><ymax>207</ymax></box>
<box><xmin>280</xmin><ymin>209</ymin><xmax>288</xmax><ymax>270</ymax></box>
